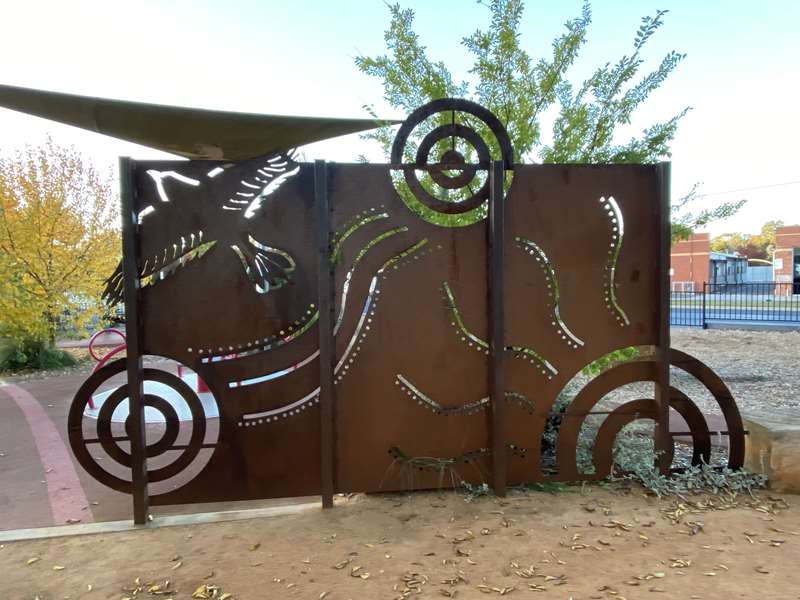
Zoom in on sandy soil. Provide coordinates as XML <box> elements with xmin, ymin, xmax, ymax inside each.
<box><xmin>3</xmin><ymin>487</ymin><xmax>799</xmax><ymax>600</ymax></box>
<box><xmin>586</xmin><ymin>328</ymin><xmax>800</xmax><ymax>419</ymax></box>
<box><xmin>670</xmin><ymin>328</ymin><xmax>800</xmax><ymax>414</ymax></box>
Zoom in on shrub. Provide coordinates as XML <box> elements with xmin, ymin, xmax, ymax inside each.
<box><xmin>0</xmin><ymin>339</ymin><xmax>77</xmax><ymax>372</ymax></box>
<box><xmin>542</xmin><ymin>349</ymin><xmax>767</xmax><ymax>498</ymax></box>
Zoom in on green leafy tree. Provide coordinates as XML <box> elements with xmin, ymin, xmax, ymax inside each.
<box><xmin>711</xmin><ymin>219</ymin><xmax>784</xmax><ymax>260</ymax></box>
<box><xmin>755</xmin><ymin>219</ymin><xmax>783</xmax><ymax>257</ymax></box>
<box><xmin>672</xmin><ymin>184</ymin><xmax>747</xmax><ymax>243</ymax></box>
<box><xmin>355</xmin><ymin>1</ymin><xmax>743</xmax><ymax>236</ymax></box>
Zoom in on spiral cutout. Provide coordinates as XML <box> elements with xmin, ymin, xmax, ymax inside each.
<box><xmin>390</xmin><ymin>98</ymin><xmax>513</xmax><ymax>220</ymax></box>
<box><xmin>68</xmin><ymin>358</ymin><xmax>217</xmax><ymax>494</ymax></box>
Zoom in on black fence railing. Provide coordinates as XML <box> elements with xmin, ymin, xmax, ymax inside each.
<box><xmin>670</xmin><ymin>282</ymin><xmax>800</xmax><ymax>327</ymax></box>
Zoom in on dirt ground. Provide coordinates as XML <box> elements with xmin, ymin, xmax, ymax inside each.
<box><xmin>596</xmin><ymin>328</ymin><xmax>800</xmax><ymax>419</ymax></box>
<box><xmin>3</xmin><ymin>487</ymin><xmax>799</xmax><ymax>600</ymax></box>
<box><xmin>670</xmin><ymin>328</ymin><xmax>800</xmax><ymax>413</ymax></box>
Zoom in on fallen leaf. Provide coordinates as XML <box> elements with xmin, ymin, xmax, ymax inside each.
<box><xmin>333</xmin><ymin>558</ymin><xmax>351</xmax><ymax>569</ymax></box>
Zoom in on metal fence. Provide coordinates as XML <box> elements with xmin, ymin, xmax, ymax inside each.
<box><xmin>671</xmin><ymin>282</ymin><xmax>800</xmax><ymax>327</ymax></box>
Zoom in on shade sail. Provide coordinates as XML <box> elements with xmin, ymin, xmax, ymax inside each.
<box><xmin>0</xmin><ymin>84</ymin><xmax>399</xmax><ymax>160</ymax></box>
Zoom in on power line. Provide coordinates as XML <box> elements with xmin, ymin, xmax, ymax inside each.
<box><xmin>697</xmin><ymin>179</ymin><xmax>800</xmax><ymax>197</ymax></box>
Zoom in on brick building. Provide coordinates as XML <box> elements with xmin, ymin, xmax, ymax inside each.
<box><xmin>670</xmin><ymin>233</ymin><xmax>709</xmax><ymax>291</ymax></box>
<box><xmin>773</xmin><ymin>225</ymin><xmax>800</xmax><ymax>294</ymax></box>
<box><xmin>670</xmin><ymin>232</ymin><xmax>747</xmax><ymax>291</ymax></box>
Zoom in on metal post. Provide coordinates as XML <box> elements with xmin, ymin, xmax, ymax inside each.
<box><xmin>488</xmin><ymin>160</ymin><xmax>506</xmax><ymax>496</ymax></box>
<box><xmin>119</xmin><ymin>157</ymin><xmax>149</xmax><ymax>524</ymax></box>
<box><xmin>701</xmin><ymin>282</ymin><xmax>707</xmax><ymax>329</ymax></box>
<box><xmin>315</xmin><ymin>160</ymin><xmax>336</xmax><ymax>509</ymax></box>
<box><xmin>654</xmin><ymin>162</ymin><xmax>672</xmax><ymax>475</ymax></box>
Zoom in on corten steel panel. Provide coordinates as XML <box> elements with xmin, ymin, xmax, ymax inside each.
<box><xmin>502</xmin><ymin>165</ymin><xmax>661</xmax><ymax>482</ymax></box>
<box><xmin>329</xmin><ymin>164</ymin><xmax>494</xmax><ymax>493</ymax></box>
<box><xmin>67</xmin><ymin>99</ymin><xmax>746</xmax><ymax>510</ymax></box>
<box><xmin>138</xmin><ymin>159</ymin><xmax>324</xmax><ymax>504</ymax></box>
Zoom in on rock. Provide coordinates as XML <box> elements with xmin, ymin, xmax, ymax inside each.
<box><xmin>743</xmin><ymin>410</ymin><xmax>800</xmax><ymax>494</ymax></box>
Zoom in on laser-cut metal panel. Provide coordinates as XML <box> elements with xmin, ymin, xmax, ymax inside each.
<box><xmin>67</xmin><ymin>98</ymin><xmax>746</xmax><ymax>511</ymax></box>
<box><xmin>328</xmin><ymin>164</ymin><xmax>496</xmax><ymax>493</ymax></box>
<box><xmin>330</xmin><ymin>163</ymin><xmax>662</xmax><ymax>492</ymax></box>
<box><xmin>137</xmin><ymin>159</ymin><xmax>324</xmax><ymax>504</ymax></box>
<box><xmin>502</xmin><ymin>165</ymin><xmax>662</xmax><ymax>483</ymax></box>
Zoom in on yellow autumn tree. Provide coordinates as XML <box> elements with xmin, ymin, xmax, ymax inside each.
<box><xmin>0</xmin><ymin>138</ymin><xmax>119</xmax><ymax>346</ymax></box>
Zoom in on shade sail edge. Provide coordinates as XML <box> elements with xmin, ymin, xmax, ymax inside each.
<box><xmin>0</xmin><ymin>84</ymin><xmax>401</xmax><ymax>160</ymax></box>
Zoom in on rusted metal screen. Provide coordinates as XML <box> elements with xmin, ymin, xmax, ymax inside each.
<box><xmin>68</xmin><ymin>99</ymin><xmax>744</xmax><ymax>515</ymax></box>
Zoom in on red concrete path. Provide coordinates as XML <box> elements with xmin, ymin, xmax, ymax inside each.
<box><xmin>0</xmin><ymin>369</ymin><xmax>131</xmax><ymax>531</ymax></box>
<box><xmin>0</xmin><ymin>384</ymin><xmax>92</xmax><ymax>525</ymax></box>
<box><xmin>0</xmin><ymin>367</ymin><xmax>299</xmax><ymax>531</ymax></box>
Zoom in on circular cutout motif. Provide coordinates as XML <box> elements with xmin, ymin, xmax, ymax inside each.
<box><xmin>68</xmin><ymin>358</ymin><xmax>217</xmax><ymax>494</ymax></box>
<box><xmin>554</xmin><ymin>348</ymin><xmax>744</xmax><ymax>478</ymax></box>
<box><xmin>390</xmin><ymin>98</ymin><xmax>514</xmax><ymax>224</ymax></box>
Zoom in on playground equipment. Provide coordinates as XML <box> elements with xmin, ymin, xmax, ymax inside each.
<box><xmin>85</xmin><ymin>327</ymin><xmax>216</xmax><ymax>419</ymax></box>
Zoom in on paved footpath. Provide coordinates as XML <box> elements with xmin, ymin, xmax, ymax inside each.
<box><xmin>0</xmin><ymin>370</ymin><xmax>132</xmax><ymax>531</ymax></box>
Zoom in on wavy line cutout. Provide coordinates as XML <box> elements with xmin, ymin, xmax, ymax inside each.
<box><xmin>379</xmin><ymin>238</ymin><xmax>429</xmax><ymax>273</ymax></box>
<box><xmin>201</xmin><ymin>226</ymin><xmax>412</xmax><ymax>363</ymax></box>
<box><xmin>197</xmin><ymin>305</ymin><xmax>318</xmax><ymax>362</ymax></box>
<box><xmin>238</xmin><ymin>238</ymin><xmax>432</xmax><ymax>424</ymax></box>
<box><xmin>331</xmin><ymin>209</ymin><xmax>389</xmax><ymax>263</ymax></box>
<box><xmin>442</xmin><ymin>282</ymin><xmax>558</xmax><ymax>378</ymax></box>
<box><xmin>395</xmin><ymin>373</ymin><xmax>535</xmax><ymax>415</ymax></box>
<box><xmin>336</xmin><ymin>227</ymin><xmax>409</xmax><ymax>332</ymax></box>
<box><xmin>600</xmin><ymin>196</ymin><xmax>629</xmax><ymax>326</ymax></box>
<box><xmin>237</xmin><ymin>276</ymin><xmax>375</xmax><ymax>400</ymax></box>
<box><xmin>514</xmin><ymin>237</ymin><xmax>584</xmax><ymax>348</ymax></box>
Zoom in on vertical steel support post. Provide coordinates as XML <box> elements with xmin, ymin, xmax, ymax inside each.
<box><xmin>315</xmin><ymin>160</ymin><xmax>336</xmax><ymax>508</ymax></box>
<box><xmin>654</xmin><ymin>162</ymin><xmax>672</xmax><ymax>475</ymax></box>
<box><xmin>488</xmin><ymin>160</ymin><xmax>507</xmax><ymax>496</ymax></box>
<box><xmin>119</xmin><ymin>157</ymin><xmax>149</xmax><ymax>524</ymax></box>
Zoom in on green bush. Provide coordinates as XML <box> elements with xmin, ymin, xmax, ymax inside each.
<box><xmin>0</xmin><ymin>339</ymin><xmax>77</xmax><ymax>372</ymax></box>
<box><xmin>0</xmin><ymin>338</ymin><xmax>14</xmax><ymax>367</ymax></box>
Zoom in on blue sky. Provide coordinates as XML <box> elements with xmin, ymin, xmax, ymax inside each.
<box><xmin>1</xmin><ymin>0</ymin><xmax>798</xmax><ymax>235</ymax></box>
